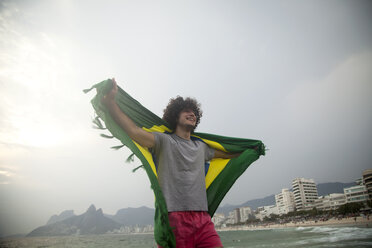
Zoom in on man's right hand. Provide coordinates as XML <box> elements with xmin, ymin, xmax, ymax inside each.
<box><xmin>100</xmin><ymin>78</ymin><xmax>155</xmax><ymax>148</ymax></box>
<box><xmin>101</xmin><ymin>78</ymin><xmax>118</xmax><ymax>107</ymax></box>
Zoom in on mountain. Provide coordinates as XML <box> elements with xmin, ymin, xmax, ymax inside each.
<box><xmin>46</xmin><ymin>210</ymin><xmax>75</xmax><ymax>225</ymax></box>
<box><xmin>239</xmin><ymin>194</ymin><xmax>276</xmax><ymax>210</ymax></box>
<box><xmin>109</xmin><ymin>206</ymin><xmax>154</xmax><ymax>226</ymax></box>
<box><xmin>27</xmin><ymin>205</ymin><xmax>121</xmax><ymax>237</ymax></box>
<box><xmin>317</xmin><ymin>182</ymin><xmax>355</xmax><ymax>196</ymax></box>
<box><xmin>217</xmin><ymin>195</ymin><xmax>276</xmax><ymax>215</ymax></box>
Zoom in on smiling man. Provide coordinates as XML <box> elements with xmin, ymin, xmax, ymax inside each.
<box><xmin>102</xmin><ymin>79</ymin><xmax>239</xmax><ymax>248</ymax></box>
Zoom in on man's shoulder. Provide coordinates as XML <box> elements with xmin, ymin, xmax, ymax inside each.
<box><xmin>153</xmin><ymin>131</ymin><xmax>171</xmax><ymax>137</ymax></box>
<box><xmin>152</xmin><ymin>131</ymin><xmax>174</xmax><ymax>144</ymax></box>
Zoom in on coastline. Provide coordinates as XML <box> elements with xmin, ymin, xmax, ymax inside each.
<box><xmin>217</xmin><ymin>216</ymin><xmax>372</xmax><ymax>231</ymax></box>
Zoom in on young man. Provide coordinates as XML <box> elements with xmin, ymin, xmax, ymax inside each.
<box><xmin>102</xmin><ymin>79</ymin><xmax>238</xmax><ymax>248</ymax></box>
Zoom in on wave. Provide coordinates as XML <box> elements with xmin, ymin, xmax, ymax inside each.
<box><xmin>295</xmin><ymin>226</ymin><xmax>313</xmax><ymax>231</ymax></box>
<box><xmin>295</xmin><ymin>226</ymin><xmax>372</xmax><ymax>245</ymax></box>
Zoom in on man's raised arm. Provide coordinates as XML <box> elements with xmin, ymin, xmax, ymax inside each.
<box><xmin>101</xmin><ymin>79</ymin><xmax>155</xmax><ymax>148</ymax></box>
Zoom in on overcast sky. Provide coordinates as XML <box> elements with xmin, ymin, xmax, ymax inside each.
<box><xmin>0</xmin><ymin>0</ymin><xmax>371</xmax><ymax>237</ymax></box>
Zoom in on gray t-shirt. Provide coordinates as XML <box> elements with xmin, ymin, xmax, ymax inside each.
<box><xmin>150</xmin><ymin>132</ymin><xmax>215</xmax><ymax>212</ymax></box>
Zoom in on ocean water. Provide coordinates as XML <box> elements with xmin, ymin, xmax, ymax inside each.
<box><xmin>219</xmin><ymin>226</ymin><xmax>372</xmax><ymax>248</ymax></box>
<box><xmin>1</xmin><ymin>226</ymin><xmax>371</xmax><ymax>248</ymax></box>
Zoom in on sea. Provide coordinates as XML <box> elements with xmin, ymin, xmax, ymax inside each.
<box><xmin>1</xmin><ymin>226</ymin><xmax>372</xmax><ymax>248</ymax></box>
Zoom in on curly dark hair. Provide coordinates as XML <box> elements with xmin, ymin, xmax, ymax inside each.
<box><xmin>162</xmin><ymin>96</ymin><xmax>203</xmax><ymax>132</ymax></box>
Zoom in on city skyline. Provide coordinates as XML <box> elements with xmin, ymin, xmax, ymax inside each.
<box><xmin>219</xmin><ymin>169</ymin><xmax>371</xmax><ymax>225</ymax></box>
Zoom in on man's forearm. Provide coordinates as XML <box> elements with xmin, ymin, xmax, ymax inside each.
<box><xmin>214</xmin><ymin>150</ymin><xmax>241</xmax><ymax>159</ymax></box>
<box><xmin>106</xmin><ymin>101</ymin><xmax>139</xmax><ymax>136</ymax></box>
<box><xmin>103</xmin><ymin>97</ymin><xmax>155</xmax><ymax>148</ymax></box>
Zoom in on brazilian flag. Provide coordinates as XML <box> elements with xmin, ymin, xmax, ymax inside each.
<box><xmin>84</xmin><ymin>79</ymin><xmax>265</xmax><ymax>247</ymax></box>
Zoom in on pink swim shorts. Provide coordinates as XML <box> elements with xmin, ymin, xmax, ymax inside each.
<box><xmin>158</xmin><ymin>211</ymin><xmax>222</xmax><ymax>248</ymax></box>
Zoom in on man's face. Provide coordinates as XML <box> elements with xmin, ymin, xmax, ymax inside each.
<box><xmin>177</xmin><ymin>109</ymin><xmax>196</xmax><ymax>130</ymax></box>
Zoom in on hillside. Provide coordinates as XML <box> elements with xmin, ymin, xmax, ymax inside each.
<box><xmin>27</xmin><ymin>205</ymin><xmax>121</xmax><ymax>237</ymax></box>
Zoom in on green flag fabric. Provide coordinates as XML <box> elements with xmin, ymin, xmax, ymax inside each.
<box><xmin>84</xmin><ymin>79</ymin><xmax>265</xmax><ymax>247</ymax></box>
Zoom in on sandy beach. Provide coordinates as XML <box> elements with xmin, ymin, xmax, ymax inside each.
<box><xmin>217</xmin><ymin>216</ymin><xmax>372</xmax><ymax>231</ymax></box>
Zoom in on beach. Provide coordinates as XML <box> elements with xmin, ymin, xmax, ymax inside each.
<box><xmin>217</xmin><ymin>216</ymin><xmax>372</xmax><ymax>231</ymax></box>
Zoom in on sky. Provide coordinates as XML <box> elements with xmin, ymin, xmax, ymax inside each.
<box><xmin>0</xmin><ymin>0</ymin><xmax>371</xmax><ymax>237</ymax></box>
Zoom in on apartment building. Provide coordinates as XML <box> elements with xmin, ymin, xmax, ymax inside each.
<box><xmin>363</xmin><ymin>169</ymin><xmax>372</xmax><ymax>200</ymax></box>
<box><xmin>255</xmin><ymin>205</ymin><xmax>279</xmax><ymax>220</ymax></box>
<box><xmin>225</xmin><ymin>210</ymin><xmax>238</xmax><ymax>225</ymax></box>
<box><xmin>292</xmin><ymin>178</ymin><xmax>319</xmax><ymax>211</ymax></box>
<box><xmin>344</xmin><ymin>184</ymin><xmax>368</xmax><ymax>203</ymax></box>
<box><xmin>238</xmin><ymin>206</ymin><xmax>252</xmax><ymax>222</ymax></box>
<box><xmin>275</xmin><ymin>188</ymin><xmax>295</xmax><ymax>215</ymax></box>
<box><xmin>315</xmin><ymin>193</ymin><xmax>347</xmax><ymax>211</ymax></box>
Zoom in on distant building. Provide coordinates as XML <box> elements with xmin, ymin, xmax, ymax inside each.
<box><xmin>328</xmin><ymin>193</ymin><xmax>347</xmax><ymax>210</ymax></box>
<box><xmin>362</xmin><ymin>169</ymin><xmax>372</xmax><ymax>200</ymax></box>
<box><xmin>233</xmin><ymin>208</ymin><xmax>240</xmax><ymax>224</ymax></box>
<box><xmin>292</xmin><ymin>178</ymin><xmax>318</xmax><ymax>211</ymax></box>
<box><xmin>315</xmin><ymin>193</ymin><xmax>347</xmax><ymax>211</ymax></box>
<box><xmin>143</xmin><ymin>225</ymin><xmax>154</xmax><ymax>233</ymax></box>
<box><xmin>211</xmin><ymin>213</ymin><xmax>225</xmax><ymax>226</ymax></box>
<box><xmin>255</xmin><ymin>205</ymin><xmax>279</xmax><ymax>220</ymax></box>
<box><xmin>238</xmin><ymin>206</ymin><xmax>252</xmax><ymax>222</ymax></box>
<box><xmin>344</xmin><ymin>184</ymin><xmax>368</xmax><ymax>203</ymax></box>
<box><xmin>226</xmin><ymin>210</ymin><xmax>238</xmax><ymax>225</ymax></box>
<box><xmin>275</xmin><ymin>188</ymin><xmax>295</xmax><ymax>215</ymax></box>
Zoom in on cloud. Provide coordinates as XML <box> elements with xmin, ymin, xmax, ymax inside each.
<box><xmin>0</xmin><ymin>164</ymin><xmax>19</xmax><ymax>184</ymax></box>
<box><xmin>0</xmin><ymin>170</ymin><xmax>13</xmax><ymax>177</ymax></box>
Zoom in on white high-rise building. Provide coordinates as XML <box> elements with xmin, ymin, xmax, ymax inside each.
<box><xmin>275</xmin><ymin>188</ymin><xmax>295</xmax><ymax>215</ymax></box>
<box><xmin>292</xmin><ymin>178</ymin><xmax>319</xmax><ymax>211</ymax></box>
<box><xmin>226</xmin><ymin>210</ymin><xmax>238</xmax><ymax>225</ymax></box>
<box><xmin>344</xmin><ymin>185</ymin><xmax>368</xmax><ymax>203</ymax></box>
<box><xmin>233</xmin><ymin>208</ymin><xmax>240</xmax><ymax>224</ymax></box>
<box><xmin>226</xmin><ymin>207</ymin><xmax>253</xmax><ymax>224</ymax></box>
<box><xmin>238</xmin><ymin>206</ymin><xmax>252</xmax><ymax>222</ymax></box>
<box><xmin>363</xmin><ymin>169</ymin><xmax>372</xmax><ymax>200</ymax></box>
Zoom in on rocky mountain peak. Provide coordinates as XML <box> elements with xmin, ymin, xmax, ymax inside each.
<box><xmin>86</xmin><ymin>204</ymin><xmax>96</xmax><ymax>214</ymax></box>
<box><xmin>97</xmin><ymin>208</ymin><xmax>103</xmax><ymax>216</ymax></box>
<box><xmin>46</xmin><ymin>210</ymin><xmax>75</xmax><ymax>225</ymax></box>
<box><xmin>28</xmin><ymin>204</ymin><xmax>121</xmax><ymax>237</ymax></box>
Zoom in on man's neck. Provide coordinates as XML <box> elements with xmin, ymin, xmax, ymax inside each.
<box><xmin>175</xmin><ymin>126</ymin><xmax>192</xmax><ymax>140</ymax></box>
